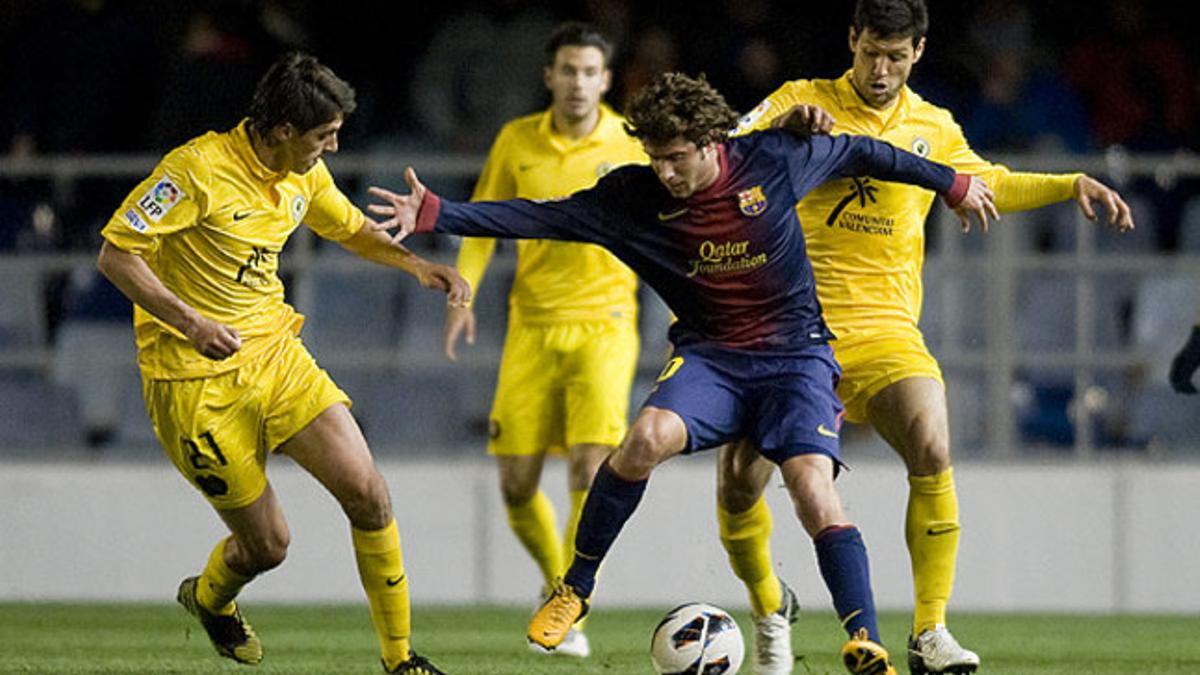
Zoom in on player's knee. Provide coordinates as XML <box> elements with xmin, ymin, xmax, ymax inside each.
<box><xmin>341</xmin><ymin>470</ymin><xmax>394</xmax><ymax>530</ymax></box>
<box><xmin>241</xmin><ymin>531</ymin><xmax>290</xmax><ymax>572</ymax></box>
<box><xmin>906</xmin><ymin>435</ymin><xmax>951</xmax><ymax>476</ymax></box>
<box><xmin>716</xmin><ymin>445</ymin><xmax>770</xmax><ymax>513</ymax></box>
<box><xmin>618</xmin><ymin>425</ymin><xmax>674</xmax><ymax>476</ymax></box>
<box><xmin>499</xmin><ymin>474</ymin><xmax>539</xmax><ymax>508</ymax></box>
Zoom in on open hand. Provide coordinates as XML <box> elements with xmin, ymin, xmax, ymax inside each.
<box><xmin>367</xmin><ymin>167</ymin><xmax>427</xmax><ymax>244</ymax></box>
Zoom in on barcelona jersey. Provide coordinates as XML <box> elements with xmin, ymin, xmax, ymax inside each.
<box><xmin>414</xmin><ymin>129</ymin><xmax>959</xmax><ymax>353</ymax></box>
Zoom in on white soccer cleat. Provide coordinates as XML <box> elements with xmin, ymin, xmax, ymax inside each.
<box><xmin>527</xmin><ymin>627</ymin><xmax>590</xmax><ymax>658</ymax></box>
<box><xmin>751</xmin><ymin>579</ymin><xmax>799</xmax><ymax>674</ymax></box>
<box><xmin>907</xmin><ymin>625</ymin><xmax>979</xmax><ymax>674</ymax></box>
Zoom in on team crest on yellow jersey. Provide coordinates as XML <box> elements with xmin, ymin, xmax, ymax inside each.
<box><xmin>911</xmin><ymin>136</ymin><xmax>931</xmax><ymax>157</ymax></box>
<box><xmin>596</xmin><ymin>161</ymin><xmax>614</xmax><ymax>178</ymax></box>
<box><xmin>738</xmin><ymin>185</ymin><xmax>767</xmax><ymax>216</ymax></box>
<box><xmin>290</xmin><ymin>195</ymin><xmax>307</xmax><ymax>223</ymax></box>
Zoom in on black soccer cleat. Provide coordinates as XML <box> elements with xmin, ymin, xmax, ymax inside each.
<box><xmin>384</xmin><ymin>651</ymin><xmax>448</xmax><ymax>674</ymax></box>
<box><xmin>176</xmin><ymin>576</ymin><xmax>263</xmax><ymax>665</ymax></box>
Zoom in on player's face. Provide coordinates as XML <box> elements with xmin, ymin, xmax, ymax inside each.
<box><xmin>848</xmin><ymin>28</ymin><xmax>925</xmax><ymax>109</ymax></box>
<box><xmin>282</xmin><ymin>116</ymin><xmax>343</xmax><ymax>174</ymax></box>
<box><xmin>544</xmin><ymin>45</ymin><xmax>611</xmax><ymax>123</ymax></box>
<box><xmin>643</xmin><ymin>137</ymin><xmax>721</xmax><ymax>200</ymax></box>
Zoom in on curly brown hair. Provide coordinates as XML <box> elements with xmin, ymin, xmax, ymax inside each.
<box><xmin>624</xmin><ymin>72</ymin><xmax>741</xmax><ymax>148</ymax></box>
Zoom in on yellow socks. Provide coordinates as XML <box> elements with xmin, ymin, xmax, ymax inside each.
<box><xmin>906</xmin><ymin>467</ymin><xmax>961</xmax><ymax>634</ymax></box>
<box><xmin>717</xmin><ymin>496</ymin><xmax>781</xmax><ymax>617</ymax></box>
<box><xmin>561</xmin><ymin>489</ymin><xmax>588</xmax><ymax>577</ymax></box>
<box><xmin>196</xmin><ymin>537</ymin><xmax>252</xmax><ymax>616</ymax></box>
<box><xmin>506</xmin><ymin>490</ymin><xmax>563</xmax><ymax>588</ymax></box>
<box><xmin>352</xmin><ymin>520</ymin><xmax>411</xmax><ymax>669</ymax></box>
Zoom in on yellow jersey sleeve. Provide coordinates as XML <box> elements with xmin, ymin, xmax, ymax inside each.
<box><xmin>454</xmin><ymin>125</ymin><xmax>517</xmax><ymax>299</ymax></box>
<box><xmin>302</xmin><ymin>160</ymin><xmax>365</xmax><ymax>241</ymax></box>
<box><xmin>101</xmin><ymin>144</ymin><xmax>212</xmax><ymax>257</ymax></box>
<box><xmin>733</xmin><ymin>80</ymin><xmax>821</xmax><ymax>135</ymax></box>
<box><xmin>940</xmin><ymin>117</ymin><xmax>1081</xmax><ymax>212</ymax></box>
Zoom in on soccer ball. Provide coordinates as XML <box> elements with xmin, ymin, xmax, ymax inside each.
<box><xmin>650</xmin><ymin>602</ymin><xmax>744</xmax><ymax>674</ymax></box>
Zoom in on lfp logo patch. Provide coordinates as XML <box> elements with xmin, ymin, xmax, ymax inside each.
<box><xmin>136</xmin><ymin>175</ymin><xmax>184</xmax><ymax>223</ymax></box>
<box><xmin>737</xmin><ymin>185</ymin><xmax>768</xmax><ymax>216</ymax></box>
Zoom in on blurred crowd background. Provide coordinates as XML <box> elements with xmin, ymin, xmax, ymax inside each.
<box><xmin>1</xmin><ymin>0</ymin><xmax>1197</xmax><ymax>248</ymax></box>
<box><xmin>0</xmin><ymin>0</ymin><xmax>1197</xmax><ymax>456</ymax></box>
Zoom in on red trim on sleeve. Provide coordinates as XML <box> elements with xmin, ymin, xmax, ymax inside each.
<box><xmin>943</xmin><ymin>173</ymin><xmax>970</xmax><ymax>208</ymax></box>
<box><xmin>414</xmin><ymin>191</ymin><xmax>442</xmax><ymax>233</ymax></box>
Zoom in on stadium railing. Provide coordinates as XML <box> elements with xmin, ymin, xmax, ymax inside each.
<box><xmin>1</xmin><ymin>150</ymin><xmax>1198</xmax><ymax>458</ymax></box>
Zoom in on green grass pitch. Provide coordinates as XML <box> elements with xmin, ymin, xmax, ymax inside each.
<box><xmin>2</xmin><ymin>603</ymin><xmax>1199</xmax><ymax>674</ymax></box>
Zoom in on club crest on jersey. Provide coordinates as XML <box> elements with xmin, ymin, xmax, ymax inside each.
<box><xmin>291</xmin><ymin>195</ymin><xmax>307</xmax><ymax>223</ymax></box>
<box><xmin>737</xmin><ymin>185</ymin><xmax>768</xmax><ymax>216</ymax></box>
<box><xmin>136</xmin><ymin>175</ymin><xmax>184</xmax><ymax>223</ymax></box>
<box><xmin>911</xmin><ymin>136</ymin><xmax>931</xmax><ymax>157</ymax></box>
<box><xmin>596</xmin><ymin>161</ymin><xmax>615</xmax><ymax>178</ymax></box>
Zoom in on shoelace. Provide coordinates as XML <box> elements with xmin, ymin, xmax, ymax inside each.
<box><xmin>546</xmin><ymin>586</ymin><xmax>579</xmax><ymax>625</ymax></box>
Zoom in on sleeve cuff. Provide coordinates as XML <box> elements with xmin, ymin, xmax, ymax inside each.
<box><xmin>944</xmin><ymin>173</ymin><xmax>970</xmax><ymax>208</ymax></box>
<box><xmin>414</xmin><ymin>191</ymin><xmax>442</xmax><ymax>233</ymax></box>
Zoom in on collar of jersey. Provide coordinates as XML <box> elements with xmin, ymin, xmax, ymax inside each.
<box><xmin>537</xmin><ymin>103</ymin><xmax>623</xmax><ymax>153</ymax></box>
<box><xmin>232</xmin><ymin>119</ymin><xmax>291</xmax><ymax>183</ymax></box>
<box><xmin>834</xmin><ymin>70</ymin><xmax>911</xmax><ymax>129</ymax></box>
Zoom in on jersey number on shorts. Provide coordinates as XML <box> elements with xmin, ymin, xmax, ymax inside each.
<box><xmin>182</xmin><ymin>431</ymin><xmax>230</xmax><ymax>497</ymax></box>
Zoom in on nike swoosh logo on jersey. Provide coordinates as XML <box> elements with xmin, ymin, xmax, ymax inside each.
<box><xmin>386</xmin><ymin>574</ymin><xmax>406</xmax><ymax>587</ymax></box>
<box><xmin>657</xmin><ymin>207</ymin><xmax>688</xmax><ymax>221</ymax></box>
<box><xmin>817</xmin><ymin>424</ymin><xmax>839</xmax><ymax>439</ymax></box>
<box><xmin>233</xmin><ymin>210</ymin><xmax>254</xmax><ymax>221</ymax></box>
<box><xmin>517</xmin><ymin>163</ymin><xmax>537</xmax><ymax>172</ymax></box>
<box><xmin>926</xmin><ymin>523</ymin><xmax>960</xmax><ymax>536</ymax></box>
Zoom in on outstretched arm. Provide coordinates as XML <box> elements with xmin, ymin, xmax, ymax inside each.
<box><xmin>797</xmin><ymin>134</ymin><xmax>1000</xmax><ymax>232</ymax></box>
<box><xmin>366</xmin><ymin>167</ymin><xmax>612</xmax><ymax>246</ymax></box>
<box><xmin>97</xmin><ymin>240</ymin><xmax>242</xmax><ymax>360</ymax></box>
<box><xmin>339</xmin><ymin>226</ymin><xmax>471</xmax><ymax>307</ymax></box>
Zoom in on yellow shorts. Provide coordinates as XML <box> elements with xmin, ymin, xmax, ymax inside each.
<box><xmin>142</xmin><ymin>333</ymin><xmax>351</xmax><ymax>510</ymax></box>
<box><xmin>488</xmin><ymin>319</ymin><xmax>639</xmax><ymax>456</ymax></box>
<box><xmin>833</xmin><ymin>328</ymin><xmax>943</xmax><ymax>424</ymax></box>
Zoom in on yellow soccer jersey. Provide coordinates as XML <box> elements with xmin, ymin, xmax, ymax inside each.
<box><xmin>101</xmin><ymin>120</ymin><xmax>365</xmax><ymax>379</ymax></box>
<box><xmin>456</xmin><ymin>104</ymin><xmax>645</xmax><ymax>323</ymax></box>
<box><xmin>736</xmin><ymin>71</ymin><xmax>1080</xmax><ymax>342</ymax></box>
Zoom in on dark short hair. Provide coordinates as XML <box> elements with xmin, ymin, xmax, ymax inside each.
<box><xmin>544</xmin><ymin>21</ymin><xmax>614</xmax><ymax>68</ymax></box>
<box><xmin>624</xmin><ymin>72</ymin><xmax>741</xmax><ymax>148</ymax></box>
<box><xmin>853</xmin><ymin>0</ymin><xmax>928</xmax><ymax>46</ymax></box>
<box><xmin>247</xmin><ymin>52</ymin><xmax>356</xmax><ymax>136</ymax></box>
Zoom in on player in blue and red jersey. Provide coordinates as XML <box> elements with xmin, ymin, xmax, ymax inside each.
<box><xmin>368</xmin><ymin>73</ymin><xmax>996</xmax><ymax>675</ymax></box>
